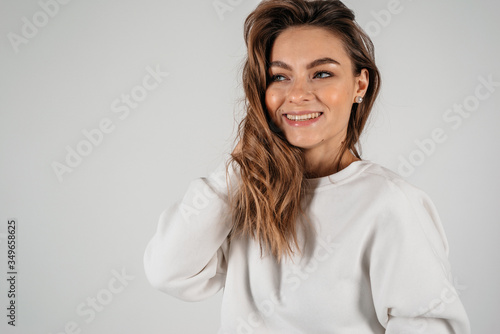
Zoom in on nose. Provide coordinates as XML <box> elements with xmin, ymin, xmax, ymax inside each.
<box><xmin>287</xmin><ymin>77</ymin><xmax>313</xmax><ymax>104</ymax></box>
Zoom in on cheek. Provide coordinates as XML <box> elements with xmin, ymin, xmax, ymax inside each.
<box><xmin>320</xmin><ymin>85</ymin><xmax>352</xmax><ymax>108</ymax></box>
<box><xmin>265</xmin><ymin>90</ymin><xmax>281</xmax><ymax>116</ymax></box>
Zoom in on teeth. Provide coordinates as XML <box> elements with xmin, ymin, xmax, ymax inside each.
<box><xmin>286</xmin><ymin>112</ymin><xmax>321</xmax><ymax>121</ymax></box>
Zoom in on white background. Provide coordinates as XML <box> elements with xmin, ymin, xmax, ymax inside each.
<box><xmin>0</xmin><ymin>0</ymin><xmax>499</xmax><ymax>333</ymax></box>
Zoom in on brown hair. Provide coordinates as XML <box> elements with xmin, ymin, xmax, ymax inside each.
<box><xmin>228</xmin><ymin>0</ymin><xmax>381</xmax><ymax>260</ymax></box>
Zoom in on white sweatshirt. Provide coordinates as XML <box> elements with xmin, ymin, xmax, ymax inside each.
<box><xmin>144</xmin><ymin>159</ymin><xmax>471</xmax><ymax>333</ymax></box>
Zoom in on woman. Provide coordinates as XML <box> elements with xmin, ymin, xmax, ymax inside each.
<box><xmin>144</xmin><ymin>0</ymin><xmax>471</xmax><ymax>333</ymax></box>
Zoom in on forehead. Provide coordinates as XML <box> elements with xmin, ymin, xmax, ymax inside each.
<box><xmin>269</xmin><ymin>26</ymin><xmax>351</xmax><ymax>65</ymax></box>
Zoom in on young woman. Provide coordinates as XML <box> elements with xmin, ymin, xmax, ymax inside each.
<box><xmin>144</xmin><ymin>0</ymin><xmax>471</xmax><ymax>332</ymax></box>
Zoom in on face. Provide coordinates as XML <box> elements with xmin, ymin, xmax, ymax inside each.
<box><xmin>265</xmin><ymin>26</ymin><xmax>368</xmax><ymax>157</ymax></box>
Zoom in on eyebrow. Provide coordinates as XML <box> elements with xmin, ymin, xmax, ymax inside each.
<box><xmin>268</xmin><ymin>57</ymin><xmax>341</xmax><ymax>71</ymax></box>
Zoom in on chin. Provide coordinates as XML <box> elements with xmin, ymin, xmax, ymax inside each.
<box><xmin>285</xmin><ymin>138</ymin><xmax>319</xmax><ymax>150</ymax></box>
<box><xmin>282</xmin><ymin>130</ymin><xmax>323</xmax><ymax>148</ymax></box>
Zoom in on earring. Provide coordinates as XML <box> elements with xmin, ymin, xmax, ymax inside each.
<box><xmin>355</xmin><ymin>96</ymin><xmax>363</xmax><ymax>103</ymax></box>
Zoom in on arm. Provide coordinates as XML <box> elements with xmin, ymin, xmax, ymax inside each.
<box><xmin>144</xmin><ymin>159</ymin><xmax>236</xmax><ymax>301</ymax></box>
<box><xmin>370</xmin><ymin>180</ymin><xmax>471</xmax><ymax>333</ymax></box>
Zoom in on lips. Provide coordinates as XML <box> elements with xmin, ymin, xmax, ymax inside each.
<box><xmin>281</xmin><ymin>111</ymin><xmax>324</xmax><ymax>127</ymax></box>
<box><xmin>285</xmin><ymin>112</ymin><xmax>322</xmax><ymax>121</ymax></box>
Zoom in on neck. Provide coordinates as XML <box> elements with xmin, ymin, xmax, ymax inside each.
<box><xmin>304</xmin><ymin>146</ymin><xmax>359</xmax><ymax>178</ymax></box>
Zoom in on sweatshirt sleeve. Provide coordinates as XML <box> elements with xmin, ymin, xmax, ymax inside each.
<box><xmin>369</xmin><ymin>179</ymin><xmax>471</xmax><ymax>333</ymax></box>
<box><xmin>143</xmin><ymin>159</ymin><xmax>236</xmax><ymax>301</ymax></box>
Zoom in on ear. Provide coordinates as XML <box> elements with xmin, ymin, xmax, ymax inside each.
<box><xmin>354</xmin><ymin>68</ymin><xmax>369</xmax><ymax>101</ymax></box>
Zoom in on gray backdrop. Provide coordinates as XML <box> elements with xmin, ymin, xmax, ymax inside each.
<box><xmin>1</xmin><ymin>0</ymin><xmax>498</xmax><ymax>333</ymax></box>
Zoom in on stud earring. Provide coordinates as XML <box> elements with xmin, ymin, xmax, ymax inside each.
<box><xmin>355</xmin><ymin>96</ymin><xmax>363</xmax><ymax>103</ymax></box>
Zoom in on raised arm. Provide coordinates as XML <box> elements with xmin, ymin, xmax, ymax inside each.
<box><xmin>144</xmin><ymin>160</ymin><xmax>236</xmax><ymax>301</ymax></box>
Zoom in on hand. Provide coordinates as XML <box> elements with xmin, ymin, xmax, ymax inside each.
<box><xmin>232</xmin><ymin>140</ymin><xmax>243</xmax><ymax>155</ymax></box>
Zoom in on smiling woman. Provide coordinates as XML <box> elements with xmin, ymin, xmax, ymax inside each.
<box><xmin>144</xmin><ymin>0</ymin><xmax>471</xmax><ymax>333</ymax></box>
<box><xmin>265</xmin><ymin>26</ymin><xmax>369</xmax><ymax>177</ymax></box>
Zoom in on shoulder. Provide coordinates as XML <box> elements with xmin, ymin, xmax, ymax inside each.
<box><xmin>357</xmin><ymin>161</ymin><xmax>450</xmax><ymax>257</ymax></box>
<box><xmin>310</xmin><ymin>160</ymin><xmax>432</xmax><ymax>208</ymax></box>
<box><xmin>355</xmin><ymin>160</ymin><xmax>429</xmax><ymax>201</ymax></box>
<box><xmin>356</xmin><ymin>160</ymin><xmax>437</xmax><ymax>222</ymax></box>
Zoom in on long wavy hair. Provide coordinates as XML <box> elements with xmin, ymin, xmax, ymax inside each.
<box><xmin>228</xmin><ymin>0</ymin><xmax>381</xmax><ymax>261</ymax></box>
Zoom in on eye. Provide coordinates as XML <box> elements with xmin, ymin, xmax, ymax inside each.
<box><xmin>270</xmin><ymin>74</ymin><xmax>287</xmax><ymax>82</ymax></box>
<box><xmin>313</xmin><ymin>71</ymin><xmax>333</xmax><ymax>79</ymax></box>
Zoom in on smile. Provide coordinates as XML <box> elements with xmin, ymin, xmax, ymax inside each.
<box><xmin>285</xmin><ymin>112</ymin><xmax>322</xmax><ymax>121</ymax></box>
